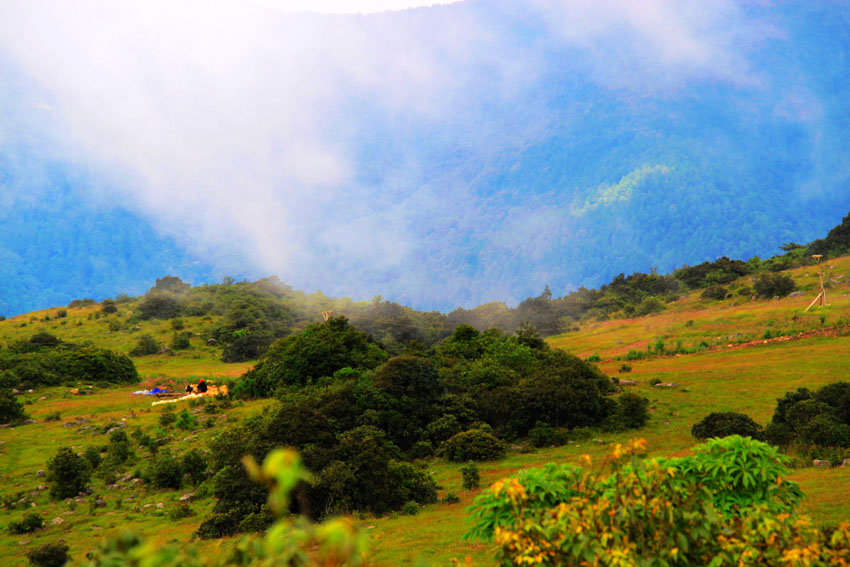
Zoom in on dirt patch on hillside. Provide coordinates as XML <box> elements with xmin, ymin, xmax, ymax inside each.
<box><xmin>711</xmin><ymin>325</ymin><xmax>850</xmax><ymax>352</ymax></box>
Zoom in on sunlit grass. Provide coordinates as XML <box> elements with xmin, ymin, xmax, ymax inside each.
<box><xmin>2</xmin><ymin>261</ymin><xmax>850</xmax><ymax>566</ymax></box>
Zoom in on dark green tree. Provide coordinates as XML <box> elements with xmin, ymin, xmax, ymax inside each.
<box><xmin>46</xmin><ymin>447</ymin><xmax>92</xmax><ymax>500</ymax></box>
<box><xmin>236</xmin><ymin>317</ymin><xmax>386</xmax><ymax>396</ymax></box>
<box><xmin>0</xmin><ymin>389</ymin><xmax>28</xmax><ymax>424</ymax></box>
<box><xmin>692</xmin><ymin>412</ymin><xmax>763</xmax><ymax>440</ymax></box>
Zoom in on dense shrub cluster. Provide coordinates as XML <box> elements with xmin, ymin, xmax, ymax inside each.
<box><xmin>235</xmin><ymin>317</ymin><xmax>387</xmax><ymax>396</ymax></box>
<box><xmin>675</xmin><ymin>256</ymin><xmax>752</xmax><ymax>288</ymax></box>
<box><xmin>46</xmin><ymin>447</ymin><xmax>92</xmax><ymax>500</ymax></box>
<box><xmin>202</xmin><ymin>321</ymin><xmax>646</xmax><ymax>537</ymax></box>
<box><xmin>765</xmin><ymin>382</ymin><xmax>850</xmax><ymax>447</ymax></box>
<box><xmin>26</xmin><ymin>542</ymin><xmax>70</xmax><ymax>567</ymax></box>
<box><xmin>79</xmin><ymin>450</ymin><xmax>372</xmax><ymax>567</ymax></box>
<box><xmin>151</xmin><ymin>451</ymin><xmax>184</xmax><ymax>489</ymax></box>
<box><xmin>692</xmin><ymin>411</ymin><xmax>764</xmax><ymax>440</ymax></box>
<box><xmin>0</xmin><ymin>333</ymin><xmax>138</xmax><ymax>389</ymax></box>
<box><xmin>466</xmin><ymin>437</ymin><xmax>842</xmax><ymax>567</ymax></box>
<box><xmin>130</xmin><ymin>334</ymin><xmax>160</xmax><ymax>356</ymax></box>
<box><xmin>700</xmin><ymin>285</ymin><xmax>728</xmax><ymax>300</ymax></box>
<box><xmin>8</xmin><ymin>512</ymin><xmax>43</xmax><ymax>535</ymax></box>
<box><xmin>442</xmin><ymin>430</ymin><xmax>505</xmax><ymax>462</ymax></box>
<box><xmin>0</xmin><ymin>389</ymin><xmax>28</xmax><ymax>424</ymax></box>
<box><xmin>754</xmin><ymin>272</ymin><xmax>797</xmax><ymax>298</ymax></box>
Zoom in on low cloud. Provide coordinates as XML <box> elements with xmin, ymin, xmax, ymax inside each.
<box><xmin>0</xmin><ymin>0</ymin><xmax>789</xmax><ymax>308</ymax></box>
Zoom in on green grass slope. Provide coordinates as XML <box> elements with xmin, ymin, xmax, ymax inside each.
<box><xmin>1</xmin><ymin>259</ymin><xmax>850</xmax><ymax>566</ymax></box>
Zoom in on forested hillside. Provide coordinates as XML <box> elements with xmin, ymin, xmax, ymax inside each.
<box><xmin>2</xmin><ymin>1</ymin><xmax>850</xmax><ymax>317</ymax></box>
<box><xmin>41</xmin><ymin>209</ymin><xmax>844</xmax><ymax>364</ymax></box>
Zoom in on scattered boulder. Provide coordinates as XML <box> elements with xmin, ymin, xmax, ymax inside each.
<box><xmin>653</xmin><ymin>382</ymin><xmax>678</xmax><ymax>388</ymax></box>
<box><xmin>95</xmin><ymin>499</ymin><xmax>107</xmax><ymax>508</ymax></box>
<box><xmin>813</xmin><ymin>459</ymin><xmax>831</xmax><ymax>468</ymax></box>
<box><xmin>206</xmin><ymin>338</ymin><xmax>217</xmax><ymax>346</ymax></box>
<box><xmin>788</xmin><ymin>291</ymin><xmax>805</xmax><ymax>298</ymax></box>
<box><xmin>179</xmin><ymin>493</ymin><xmax>194</xmax><ymax>503</ymax></box>
<box><xmin>36</xmin><ymin>470</ymin><xmax>45</xmax><ymax>478</ymax></box>
<box><xmin>155</xmin><ymin>502</ymin><xmax>164</xmax><ymax>509</ymax></box>
<box><xmin>50</xmin><ymin>517</ymin><xmax>64</xmax><ymax>526</ymax></box>
<box><xmin>842</xmin><ymin>458</ymin><xmax>850</xmax><ymax>468</ymax></box>
<box><xmin>619</xmin><ymin>380</ymin><xmax>638</xmax><ymax>386</ymax></box>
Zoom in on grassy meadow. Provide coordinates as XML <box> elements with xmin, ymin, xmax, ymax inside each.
<box><xmin>2</xmin><ymin>258</ymin><xmax>850</xmax><ymax>566</ymax></box>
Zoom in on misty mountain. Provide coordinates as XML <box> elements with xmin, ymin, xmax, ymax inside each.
<box><xmin>1</xmin><ymin>0</ymin><xmax>849</xmax><ymax>316</ymax></box>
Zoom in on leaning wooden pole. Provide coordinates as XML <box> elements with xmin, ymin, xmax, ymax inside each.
<box><xmin>805</xmin><ymin>255</ymin><xmax>827</xmax><ymax>312</ymax></box>
<box><xmin>805</xmin><ymin>291</ymin><xmax>824</xmax><ymax>312</ymax></box>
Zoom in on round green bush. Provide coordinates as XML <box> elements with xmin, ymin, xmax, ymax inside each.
<box><xmin>130</xmin><ymin>334</ymin><xmax>160</xmax><ymax>356</ymax></box>
<box><xmin>0</xmin><ymin>389</ymin><xmax>28</xmax><ymax>425</ymax></box>
<box><xmin>754</xmin><ymin>273</ymin><xmax>796</xmax><ymax>298</ymax></box>
<box><xmin>617</xmin><ymin>392</ymin><xmax>650</xmax><ymax>429</ymax></box>
<box><xmin>151</xmin><ymin>451</ymin><xmax>183</xmax><ymax>489</ymax></box>
<box><xmin>692</xmin><ymin>412</ymin><xmax>763</xmax><ymax>440</ymax></box>
<box><xmin>701</xmin><ymin>285</ymin><xmax>728</xmax><ymax>300</ymax></box>
<box><xmin>170</xmin><ymin>333</ymin><xmax>191</xmax><ymax>350</ymax></box>
<box><xmin>8</xmin><ymin>512</ymin><xmax>43</xmax><ymax>535</ymax></box>
<box><xmin>46</xmin><ymin>447</ymin><xmax>92</xmax><ymax>500</ymax></box>
<box><xmin>181</xmin><ymin>449</ymin><xmax>208</xmax><ymax>485</ymax></box>
<box><xmin>26</xmin><ymin>542</ymin><xmax>70</xmax><ymax>567</ymax></box>
<box><xmin>528</xmin><ymin>421</ymin><xmax>568</xmax><ymax>448</ymax></box>
<box><xmin>83</xmin><ymin>446</ymin><xmax>102</xmax><ymax>470</ymax></box>
<box><xmin>442</xmin><ymin>429</ymin><xmax>505</xmax><ymax>462</ymax></box>
<box><xmin>460</xmin><ymin>462</ymin><xmax>480</xmax><ymax>489</ymax></box>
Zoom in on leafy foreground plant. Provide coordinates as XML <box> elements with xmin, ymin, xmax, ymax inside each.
<box><xmin>75</xmin><ymin>449</ymin><xmax>369</xmax><ymax>567</ymax></box>
<box><xmin>467</xmin><ymin>436</ymin><xmax>850</xmax><ymax>566</ymax></box>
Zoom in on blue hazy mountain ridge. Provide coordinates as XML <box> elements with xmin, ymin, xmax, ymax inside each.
<box><xmin>0</xmin><ymin>160</ymin><xmax>215</xmax><ymax>317</ymax></box>
<box><xmin>1</xmin><ymin>1</ymin><xmax>849</xmax><ymax>316</ymax></box>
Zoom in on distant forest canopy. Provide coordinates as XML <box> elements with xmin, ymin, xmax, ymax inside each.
<box><xmin>79</xmin><ymin>210</ymin><xmax>850</xmax><ymax>361</ymax></box>
<box><xmin>3</xmin><ymin>3</ymin><xmax>850</xmax><ymax>320</ymax></box>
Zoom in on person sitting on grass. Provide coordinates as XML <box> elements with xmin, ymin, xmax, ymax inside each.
<box><xmin>197</xmin><ymin>378</ymin><xmax>208</xmax><ymax>394</ymax></box>
<box><xmin>185</xmin><ymin>384</ymin><xmax>194</xmax><ymax>394</ymax></box>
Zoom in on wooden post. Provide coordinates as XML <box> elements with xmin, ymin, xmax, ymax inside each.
<box><xmin>815</xmin><ymin>255</ymin><xmax>826</xmax><ymax>306</ymax></box>
<box><xmin>805</xmin><ymin>255</ymin><xmax>826</xmax><ymax>312</ymax></box>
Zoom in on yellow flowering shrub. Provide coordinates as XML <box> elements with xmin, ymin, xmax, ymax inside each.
<box><xmin>468</xmin><ymin>436</ymin><xmax>850</xmax><ymax>567</ymax></box>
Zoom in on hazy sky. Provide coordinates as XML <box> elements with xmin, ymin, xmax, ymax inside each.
<box><xmin>0</xmin><ymin>0</ymin><xmax>806</xmax><ymax>309</ymax></box>
<box><xmin>256</xmin><ymin>0</ymin><xmax>462</xmax><ymax>14</ymax></box>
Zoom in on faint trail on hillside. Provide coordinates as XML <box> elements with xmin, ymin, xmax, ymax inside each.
<box><xmin>710</xmin><ymin>325</ymin><xmax>850</xmax><ymax>352</ymax></box>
